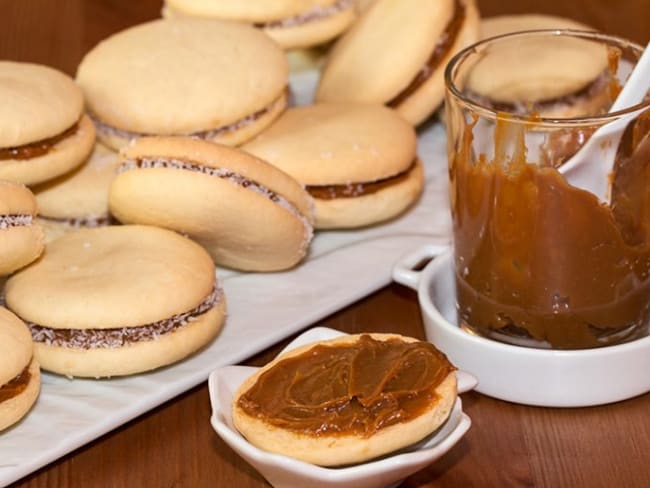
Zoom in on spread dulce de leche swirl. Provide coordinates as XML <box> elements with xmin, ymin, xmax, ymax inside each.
<box><xmin>237</xmin><ymin>335</ymin><xmax>454</xmax><ymax>437</ymax></box>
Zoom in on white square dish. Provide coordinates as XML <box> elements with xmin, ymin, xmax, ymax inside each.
<box><xmin>208</xmin><ymin>326</ymin><xmax>474</xmax><ymax>488</ymax></box>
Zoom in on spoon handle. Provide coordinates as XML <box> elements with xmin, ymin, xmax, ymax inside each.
<box><xmin>610</xmin><ymin>40</ymin><xmax>650</xmax><ymax>111</ymax></box>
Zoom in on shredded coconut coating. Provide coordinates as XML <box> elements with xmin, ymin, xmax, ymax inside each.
<box><xmin>259</xmin><ymin>0</ymin><xmax>353</xmax><ymax>29</ymax></box>
<box><xmin>0</xmin><ymin>214</ymin><xmax>32</xmax><ymax>230</ymax></box>
<box><xmin>27</xmin><ymin>285</ymin><xmax>223</xmax><ymax>349</ymax></box>
<box><xmin>89</xmin><ymin>96</ymin><xmax>278</xmax><ymax>142</ymax></box>
<box><xmin>38</xmin><ymin>214</ymin><xmax>116</xmax><ymax>229</ymax></box>
<box><xmin>119</xmin><ymin>156</ymin><xmax>313</xmax><ymax>253</ymax></box>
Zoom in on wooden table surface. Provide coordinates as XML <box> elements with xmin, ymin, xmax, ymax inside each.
<box><xmin>3</xmin><ymin>1</ymin><xmax>650</xmax><ymax>486</ymax></box>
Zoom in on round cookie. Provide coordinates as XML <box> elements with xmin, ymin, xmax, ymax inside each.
<box><xmin>232</xmin><ymin>333</ymin><xmax>457</xmax><ymax>466</ymax></box>
<box><xmin>4</xmin><ymin>225</ymin><xmax>226</xmax><ymax>378</ymax></box>
<box><xmin>316</xmin><ymin>0</ymin><xmax>480</xmax><ymax>125</ymax></box>
<box><xmin>32</xmin><ymin>143</ymin><xmax>119</xmax><ymax>242</ymax></box>
<box><xmin>0</xmin><ymin>61</ymin><xmax>96</xmax><ymax>185</ymax></box>
<box><xmin>109</xmin><ymin>137</ymin><xmax>314</xmax><ymax>272</ymax></box>
<box><xmin>162</xmin><ymin>0</ymin><xmax>356</xmax><ymax>50</ymax></box>
<box><xmin>0</xmin><ymin>307</ymin><xmax>40</xmax><ymax>431</ymax></box>
<box><xmin>465</xmin><ymin>28</ymin><xmax>611</xmax><ymax>118</ymax></box>
<box><xmin>0</xmin><ymin>181</ymin><xmax>45</xmax><ymax>276</ymax></box>
<box><xmin>480</xmin><ymin>13</ymin><xmax>594</xmax><ymax>41</ymax></box>
<box><xmin>243</xmin><ymin>103</ymin><xmax>422</xmax><ymax>229</ymax></box>
<box><xmin>76</xmin><ymin>18</ymin><xmax>288</xmax><ymax>150</ymax></box>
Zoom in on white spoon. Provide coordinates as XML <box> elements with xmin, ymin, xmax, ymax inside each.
<box><xmin>559</xmin><ymin>41</ymin><xmax>650</xmax><ymax>204</ymax></box>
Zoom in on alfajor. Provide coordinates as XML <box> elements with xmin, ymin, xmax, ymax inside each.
<box><xmin>233</xmin><ymin>333</ymin><xmax>457</xmax><ymax>466</ymax></box>
<box><xmin>76</xmin><ymin>18</ymin><xmax>288</xmax><ymax>150</ymax></box>
<box><xmin>162</xmin><ymin>0</ymin><xmax>356</xmax><ymax>50</ymax></box>
<box><xmin>0</xmin><ymin>181</ymin><xmax>44</xmax><ymax>276</ymax></box>
<box><xmin>243</xmin><ymin>103</ymin><xmax>423</xmax><ymax>229</ymax></box>
<box><xmin>109</xmin><ymin>137</ymin><xmax>314</xmax><ymax>272</ymax></box>
<box><xmin>316</xmin><ymin>0</ymin><xmax>480</xmax><ymax>125</ymax></box>
<box><xmin>479</xmin><ymin>13</ymin><xmax>595</xmax><ymax>41</ymax></box>
<box><xmin>0</xmin><ymin>307</ymin><xmax>40</xmax><ymax>431</ymax></box>
<box><xmin>0</xmin><ymin>62</ymin><xmax>95</xmax><ymax>185</ymax></box>
<box><xmin>32</xmin><ymin>143</ymin><xmax>119</xmax><ymax>242</ymax></box>
<box><xmin>4</xmin><ymin>225</ymin><xmax>226</xmax><ymax>378</ymax></box>
<box><xmin>464</xmin><ymin>29</ymin><xmax>613</xmax><ymax>118</ymax></box>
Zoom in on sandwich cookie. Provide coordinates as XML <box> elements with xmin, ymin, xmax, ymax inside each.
<box><xmin>162</xmin><ymin>0</ymin><xmax>356</xmax><ymax>50</ymax></box>
<box><xmin>4</xmin><ymin>225</ymin><xmax>226</xmax><ymax>378</ymax></box>
<box><xmin>0</xmin><ymin>307</ymin><xmax>40</xmax><ymax>431</ymax></box>
<box><xmin>316</xmin><ymin>0</ymin><xmax>480</xmax><ymax>125</ymax></box>
<box><xmin>76</xmin><ymin>18</ymin><xmax>288</xmax><ymax>151</ymax></box>
<box><xmin>243</xmin><ymin>103</ymin><xmax>423</xmax><ymax>229</ymax></box>
<box><xmin>232</xmin><ymin>333</ymin><xmax>457</xmax><ymax>466</ymax></box>
<box><xmin>0</xmin><ymin>62</ymin><xmax>95</xmax><ymax>185</ymax></box>
<box><xmin>32</xmin><ymin>143</ymin><xmax>119</xmax><ymax>242</ymax></box>
<box><xmin>465</xmin><ymin>27</ymin><xmax>612</xmax><ymax>118</ymax></box>
<box><xmin>0</xmin><ymin>181</ymin><xmax>45</xmax><ymax>276</ymax></box>
<box><xmin>109</xmin><ymin>137</ymin><xmax>314</xmax><ymax>272</ymax></box>
<box><xmin>480</xmin><ymin>13</ymin><xmax>595</xmax><ymax>41</ymax></box>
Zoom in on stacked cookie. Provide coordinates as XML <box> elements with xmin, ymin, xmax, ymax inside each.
<box><xmin>4</xmin><ymin>225</ymin><xmax>226</xmax><ymax>378</ymax></box>
<box><xmin>32</xmin><ymin>143</ymin><xmax>120</xmax><ymax>242</ymax></box>
<box><xmin>0</xmin><ymin>307</ymin><xmax>40</xmax><ymax>432</ymax></box>
<box><xmin>243</xmin><ymin>103</ymin><xmax>423</xmax><ymax>229</ymax></box>
<box><xmin>0</xmin><ymin>61</ymin><xmax>95</xmax><ymax>186</ymax></box>
<box><xmin>0</xmin><ymin>181</ymin><xmax>44</xmax><ymax>277</ymax></box>
<box><xmin>161</xmin><ymin>0</ymin><xmax>357</xmax><ymax>50</ymax></box>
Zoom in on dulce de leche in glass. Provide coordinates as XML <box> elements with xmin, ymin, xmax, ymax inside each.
<box><xmin>444</xmin><ymin>31</ymin><xmax>650</xmax><ymax>349</ymax></box>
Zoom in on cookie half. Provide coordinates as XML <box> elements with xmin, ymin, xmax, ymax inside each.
<box><xmin>0</xmin><ymin>61</ymin><xmax>95</xmax><ymax>185</ymax></box>
<box><xmin>109</xmin><ymin>137</ymin><xmax>314</xmax><ymax>271</ymax></box>
<box><xmin>32</xmin><ymin>143</ymin><xmax>119</xmax><ymax>242</ymax></box>
<box><xmin>244</xmin><ymin>103</ymin><xmax>423</xmax><ymax>229</ymax></box>
<box><xmin>163</xmin><ymin>0</ymin><xmax>356</xmax><ymax>49</ymax></box>
<box><xmin>232</xmin><ymin>333</ymin><xmax>457</xmax><ymax>466</ymax></box>
<box><xmin>316</xmin><ymin>0</ymin><xmax>480</xmax><ymax>125</ymax></box>
<box><xmin>4</xmin><ymin>225</ymin><xmax>226</xmax><ymax>378</ymax></box>
<box><xmin>76</xmin><ymin>18</ymin><xmax>288</xmax><ymax>150</ymax></box>
<box><xmin>0</xmin><ymin>181</ymin><xmax>45</xmax><ymax>276</ymax></box>
<box><xmin>0</xmin><ymin>307</ymin><xmax>40</xmax><ymax>431</ymax></box>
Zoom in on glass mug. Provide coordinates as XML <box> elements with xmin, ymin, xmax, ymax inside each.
<box><xmin>444</xmin><ymin>30</ymin><xmax>650</xmax><ymax>349</ymax></box>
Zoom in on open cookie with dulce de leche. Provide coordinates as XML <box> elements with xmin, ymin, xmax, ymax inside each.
<box><xmin>232</xmin><ymin>333</ymin><xmax>457</xmax><ymax>466</ymax></box>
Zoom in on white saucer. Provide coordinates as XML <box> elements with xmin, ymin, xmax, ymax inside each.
<box><xmin>208</xmin><ymin>327</ymin><xmax>475</xmax><ymax>488</ymax></box>
<box><xmin>393</xmin><ymin>245</ymin><xmax>650</xmax><ymax>407</ymax></box>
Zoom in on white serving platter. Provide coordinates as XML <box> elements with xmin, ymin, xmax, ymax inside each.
<box><xmin>0</xmin><ymin>71</ymin><xmax>452</xmax><ymax>487</ymax></box>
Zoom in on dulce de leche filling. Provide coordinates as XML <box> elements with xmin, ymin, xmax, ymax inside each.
<box><xmin>237</xmin><ymin>335</ymin><xmax>455</xmax><ymax>437</ymax></box>
<box><xmin>255</xmin><ymin>0</ymin><xmax>353</xmax><ymax>29</ymax></box>
<box><xmin>0</xmin><ymin>363</ymin><xmax>31</xmax><ymax>403</ymax></box>
<box><xmin>307</xmin><ymin>160</ymin><xmax>416</xmax><ymax>200</ymax></box>
<box><xmin>90</xmin><ymin>91</ymin><xmax>285</xmax><ymax>143</ymax></box>
<box><xmin>387</xmin><ymin>0</ymin><xmax>465</xmax><ymax>108</ymax></box>
<box><xmin>27</xmin><ymin>285</ymin><xmax>223</xmax><ymax>349</ymax></box>
<box><xmin>0</xmin><ymin>214</ymin><xmax>33</xmax><ymax>230</ymax></box>
<box><xmin>0</xmin><ymin>122</ymin><xmax>79</xmax><ymax>161</ymax></box>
